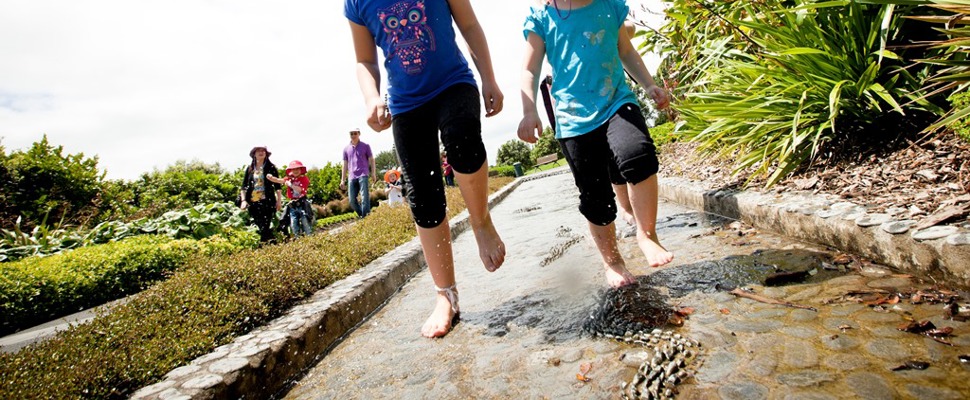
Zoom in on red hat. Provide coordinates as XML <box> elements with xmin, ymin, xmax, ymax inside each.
<box><xmin>285</xmin><ymin>160</ymin><xmax>306</xmax><ymax>175</ymax></box>
<box><xmin>249</xmin><ymin>146</ymin><xmax>271</xmax><ymax>158</ymax></box>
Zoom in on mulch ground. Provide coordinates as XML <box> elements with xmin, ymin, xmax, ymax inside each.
<box><xmin>658</xmin><ymin>133</ymin><xmax>970</xmax><ymax>229</ymax></box>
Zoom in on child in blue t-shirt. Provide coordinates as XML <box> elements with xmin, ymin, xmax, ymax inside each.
<box><xmin>518</xmin><ymin>0</ymin><xmax>674</xmax><ymax>288</ymax></box>
<box><xmin>345</xmin><ymin>0</ymin><xmax>506</xmax><ymax>338</ymax></box>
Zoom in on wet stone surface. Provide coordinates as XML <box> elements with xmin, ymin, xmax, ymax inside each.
<box><xmin>282</xmin><ymin>173</ymin><xmax>970</xmax><ymax>399</ymax></box>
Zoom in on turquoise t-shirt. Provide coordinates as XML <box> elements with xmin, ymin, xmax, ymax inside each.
<box><xmin>523</xmin><ymin>0</ymin><xmax>639</xmax><ymax>139</ymax></box>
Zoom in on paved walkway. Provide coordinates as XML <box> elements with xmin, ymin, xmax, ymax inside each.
<box><xmin>281</xmin><ymin>172</ymin><xmax>970</xmax><ymax>399</ymax></box>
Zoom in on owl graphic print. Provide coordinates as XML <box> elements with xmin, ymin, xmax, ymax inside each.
<box><xmin>345</xmin><ymin>0</ymin><xmax>476</xmax><ymax>114</ymax></box>
<box><xmin>379</xmin><ymin>1</ymin><xmax>436</xmax><ymax>75</ymax></box>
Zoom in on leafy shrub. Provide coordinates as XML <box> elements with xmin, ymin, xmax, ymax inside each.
<box><xmin>0</xmin><ymin>202</ymin><xmax>253</xmax><ymax>263</ymax></box>
<box><xmin>0</xmin><ymin>177</ymin><xmax>512</xmax><ymax>399</ymax></box>
<box><xmin>129</xmin><ymin>160</ymin><xmax>238</xmax><ymax>220</ymax></box>
<box><xmin>304</xmin><ymin>163</ymin><xmax>343</xmax><ymax>205</ymax></box>
<box><xmin>948</xmin><ymin>91</ymin><xmax>970</xmax><ymax>143</ymax></box>
<box><xmin>0</xmin><ymin>230</ymin><xmax>258</xmax><ymax>336</ymax></box>
<box><xmin>649</xmin><ymin>122</ymin><xmax>677</xmax><ymax>150</ymax></box>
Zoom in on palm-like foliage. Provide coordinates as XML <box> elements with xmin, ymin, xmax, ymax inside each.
<box><xmin>903</xmin><ymin>0</ymin><xmax>970</xmax><ymax>130</ymax></box>
<box><xmin>642</xmin><ymin>0</ymin><xmax>934</xmax><ymax>186</ymax></box>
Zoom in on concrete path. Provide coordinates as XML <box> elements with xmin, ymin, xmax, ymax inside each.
<box><xmin>281</xmin><ymin>172</ymin><xmax>970</xmax><ymax>399</ymax></box>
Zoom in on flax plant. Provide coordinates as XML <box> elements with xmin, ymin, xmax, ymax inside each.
<box><xmin>901</xmin><ymin>0</ymin><xmax>970</xmax><ymax>131</ymax></box>
<box><xmin>648</xmin><ymin>0</ymin><xmax>930</xmax><ymax>186</ymax></box>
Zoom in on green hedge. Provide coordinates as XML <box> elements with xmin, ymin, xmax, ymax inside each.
<box><xmin>0</xmin><ymin>178</ymin><xmax>512</xmax><ymax>399</ymax></box>
<box><xmin>0</xmin><ymin>229</ymin><xmax>258</xmax><ymax>336</ymax></box>
<box><xmin>489</xmin><ymin>165</ymin><xmax>517</xmax><ymax>177</ymax></box>
<box><xmin>315</xmin><ymin>212</ymin><xmax>357</xmax><ymax>229</ymax></box>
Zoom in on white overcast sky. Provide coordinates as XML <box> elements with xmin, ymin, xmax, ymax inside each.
<box><xmin>0</xmin><ymin>0</ymin><xmax>666</xmax><ymax>180</ymax></box>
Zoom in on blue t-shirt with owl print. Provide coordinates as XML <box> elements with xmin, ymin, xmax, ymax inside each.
<box><xmin>523</xmin><ymin>0</ymin><xmax>639</xmax><ymax>139</ymax></box>
<box><xmin>345</xmin><ymin>0</ymin><xmax>477</xmax><ymax>115</ymax></box>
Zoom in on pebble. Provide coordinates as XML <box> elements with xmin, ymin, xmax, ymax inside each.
<box><xmin>880</xmin><ymin>220</ymin><xmax>915</xmax><ymax>234</ymax></box>
<box><xmin>912</xmin><ymin>225</ymin><xmax>960</xmax><ymax>240</ymax></box>
<box><xmin>815</xmin><ymin>208</ymin><xmax>843</xmax><ymax>219</ymax></box>
<box><xmin>841</xmin><ymin>208</ymin><xmax>868</xmax><ymax>221</ymax></box>
<box><xmin>856</xmin><ymin>213</ymin><xmax>891</xmax><ymax>227</ymax></box>
<box><xmin>885</xmin><ymin>207</ymin><xmax>907</xmax><ymax>216</ymax></box>
<box><xmin>718</xmin><ymin>381</ymin><xmax>769</xmax><ymax>400</ymax></box>
<box><xmin>946</xmin><ymin>232</ymin><xmax>970</xmax><ymax>245</ymax></box>
<box><xmin>830</xmin><ymin>202</ymin><xmax>859</xmax><ymax>212</ymax></box>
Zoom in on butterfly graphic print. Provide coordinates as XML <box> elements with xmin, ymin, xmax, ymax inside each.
<box><xmin>584</xmin><ymin>29</ymin><xmax>605</xmax><ymax>46</ymax></box>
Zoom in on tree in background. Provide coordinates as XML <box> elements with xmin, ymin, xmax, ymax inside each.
<box><xmin>0</xmin><ymin>135</ymin><xmax>105</xmax><ymax>229</ymax></box>
<box><xmin>529</xmin><ymin>127</ymin><xmax>562</xmax><ymax>164</ymax></box>
<box><xmin>374</xmin><ymin>148</ymin><xmax>399</xmax><ymax>172</ymax></box>
<box><xmin>496</xmin><ymin>140</ymin><xmax>534</xmax><ymax>169</ymax></box>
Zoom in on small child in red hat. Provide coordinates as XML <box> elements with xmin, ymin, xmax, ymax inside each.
<box><xmin>268</xmin><ymin>160</ymin><xmax>313</xmax><ymax>237</ymax></box>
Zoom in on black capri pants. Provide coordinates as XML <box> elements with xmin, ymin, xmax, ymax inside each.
<box><xmin>559</xmin><ymin>103</ymin><xmax>659</xmax><ymax>226</ymax></box>
<box><xmin>391</xmin><ymin>83</ymin><xmax>487</xmax><ymax>228</ymax></box>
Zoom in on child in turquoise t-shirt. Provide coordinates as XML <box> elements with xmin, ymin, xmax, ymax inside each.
<box><xmin>518</xmin><ymin>0</ymin><xmax>673</xmax><ymax>288</ymax></box>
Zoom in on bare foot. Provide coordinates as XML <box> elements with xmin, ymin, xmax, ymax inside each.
<box><xmin>474</xmin><ymin>220</ymin><xmax>506</xmax><ymax>272</ymax></box>
<box><xmin>637</xmin><ymin>230</ymin><xmax>673</xmax><ymax>267</ymax></box>
<box><xmin>604</xmin><ymin>263</ymin><xmax>637</xmax><ymax>288</ymax></box>
<box><xmin>421</xmin><ymin>292</ymin><xmax>458</xmax><ymax>338</ymax></box>
<box><xmin>620</xmin><ymin>210</ymin><xmax>636</xmax><ymax>227</ymax></box>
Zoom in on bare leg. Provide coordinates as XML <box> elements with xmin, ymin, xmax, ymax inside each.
<box><xmin>588</xmin><ymin>222</ymin><xmax>636</xmax><ymax>287</ymax></box>
<box><xmin>454</xmin><ymin>161</ymin><xmax>506</xmax><ymax>272</ymax></box>
<box><xmin>612</xmin><ymin>183</ymin><xmax>636</xmax><ymax>226</ymax></box>
<box><xmin>417</xmin><ymin>223</ymin><xmax>459</xmax><ymax>338</ymax></box>
<box><xmin>627</xmin><ymin>175</ymin><xmax>674</xmax><ymax>267</ymax></box>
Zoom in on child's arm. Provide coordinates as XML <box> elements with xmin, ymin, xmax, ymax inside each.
<box><xmin>617</xmin><ymin>24</ymin><xmax>669</xmax><ymax>110</ymax></box>
<box><xmin>265</xmin><ymin>174</ymin><xmax>285</xmax><ymax>184</ymax></box>
<box><xmin>516</xmin><ymin>32</ymin><xmax>546</xmax><ymax>144</ymax></box>
<box><xmin>348</xmin><ymin>21</ymin><xmax>392</xmax><ymax>132</ymax></box>
<box><xmin>448</xmin><ymin>0</ymin><xmax>504</xmax><ymax>117</ymax></box>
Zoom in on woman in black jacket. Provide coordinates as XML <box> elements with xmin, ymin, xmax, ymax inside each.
<box><xmin>240</xmin><ymin>145</ymin><xmax>282</xmax><ymax>243</ymax></box>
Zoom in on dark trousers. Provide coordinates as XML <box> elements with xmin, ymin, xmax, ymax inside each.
<box><xmin>559</xmin><ymin>103</ymin><xmax>659</xmax><ymax>226</ymax></box>
<box><xmin>249</xmin><ymin>200</ymin><xmax>276</xmax><ymax>242</ymax></box>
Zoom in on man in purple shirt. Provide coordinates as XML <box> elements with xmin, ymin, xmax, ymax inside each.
<box><xmin>340</xmin><ymin>129</ymin><xmax>376</xmax><ymax>217</ymax></box>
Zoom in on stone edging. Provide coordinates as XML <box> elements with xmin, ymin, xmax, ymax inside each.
<box><xmin>130</xmin><ymin>179</ymin><xmax>525</xmax><ymax>400</ymax></box>
<box><xmin>659</xmin><ymin>177</ymin><xmax>970</xmax><ymax>285</ymax></box>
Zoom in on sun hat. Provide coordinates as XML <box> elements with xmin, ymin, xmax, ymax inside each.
<box><xmin>384</xmin><ymin>168</ymin><xmax>401</xmax><ymax>183</ymax></box>
<box><xmin>249</xmin><ymin>145</ymin><xmax>272</xmax><ymax>158</ymax></box>
<box><xmin>285</xmin><ymin>160</ymin><xmax>307</xmax><ymax>175</ymax></box>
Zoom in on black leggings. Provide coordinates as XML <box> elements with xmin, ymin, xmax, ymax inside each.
<box><xmin>391</xmin><ymin>83</ymin><xmax>486</xmax><ymax>228</ymax></box>
<box><xmin>559</xmin><ymin>103</ymin><xmax>659</xmax><ymax>226</ymax></box>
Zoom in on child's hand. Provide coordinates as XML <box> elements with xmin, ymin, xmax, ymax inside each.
<box><xmin>517</xmin><ymin>113</ymin><xmax>543</xmax><ymax>144</ymax></box>
<box><xmin>646</xmin><ymin>85</ymin><xmax>670</xmax><ymax>110</ymax></box>
<box><xmin>482</xmin><ymin>81</ymin><xmax>504</xmax><ymax>117</ymax></box>
<box><xmin>366</xmin><ymin>97</ymin><xmax>392</xmax><ymax>132</ymax></box>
